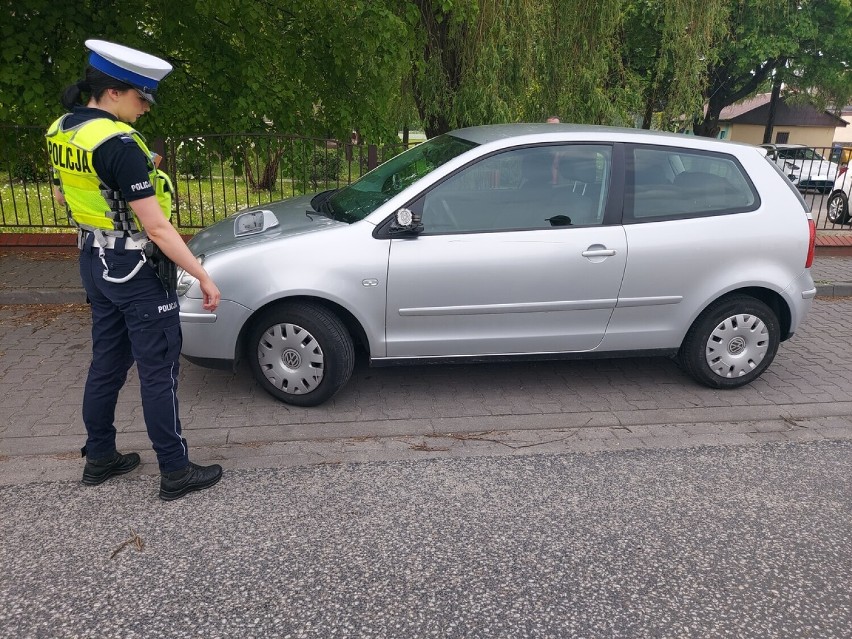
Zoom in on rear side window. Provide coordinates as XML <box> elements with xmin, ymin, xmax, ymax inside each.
<box><xmin>624</xmin><ymin>146</ymin><xmax>759</xmax><ymax>222</ymax></box>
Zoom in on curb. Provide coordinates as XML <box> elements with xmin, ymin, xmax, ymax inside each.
<box><xmin>814</xmin><ymin>283</ymin><xmax>852</xmax><ymax>298</ymax></box>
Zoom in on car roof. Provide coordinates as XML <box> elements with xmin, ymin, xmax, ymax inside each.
<box><xmin>448</xmin><ymin>123</ymin><xmax>755</xmax><ymax>153</ymax></box>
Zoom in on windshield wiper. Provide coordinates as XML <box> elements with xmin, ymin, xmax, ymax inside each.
<box><xmin>309</xmin><ymin>189</ymin><xmax>337</xmax><ymax>220</ymax></box>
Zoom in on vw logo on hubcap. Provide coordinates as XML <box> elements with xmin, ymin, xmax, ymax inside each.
<box><xmin>282</xmin><ymin>349</ymin><xmax>302</xmax><ymax>369</ymax></box>
<box><xmin>728</xmin><ymin>336</ymin><xmax>747</xmax><ymax>355</ymax></box>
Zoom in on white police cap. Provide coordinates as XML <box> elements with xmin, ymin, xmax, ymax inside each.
<box><xmin>85</xmin><ymin>39</ymin><xmax>173</xmax><ymax>104</ymax></box>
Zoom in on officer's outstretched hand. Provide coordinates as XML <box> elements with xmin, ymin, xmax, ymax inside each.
<box><xmin>199</xmin><ymin>276</ymin><xmax>221</xmax><ymax>312</ymax></box>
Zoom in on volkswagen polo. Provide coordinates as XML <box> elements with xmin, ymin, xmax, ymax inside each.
<box><xmin>177</xmin><ymin>124</ymin><xmax>817</xmax><ymax>406</ymax></box>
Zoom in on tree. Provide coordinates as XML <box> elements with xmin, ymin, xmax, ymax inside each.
<box><xmin>1</xmin><ymin>0</ymin><xmax>410</xmax><ymax>142</ymax></box>
<box><xmin>402</xmin><ymin>0</ymin><xmax>737</xmax><ymax>137</ymax></box>
<box><xmin>622</xmin><ymin>0</ymin><xmax>729</xmax><ymax>130</ymax></box>
<box><xmin>693</xmin><ymin>0</ymin><xmax>852</xmax><ymax>137</ymax></box>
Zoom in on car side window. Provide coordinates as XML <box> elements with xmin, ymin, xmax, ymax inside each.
<box><xmin>416</xmin><ymin>144</ymin><xmax>611</xmax><ymax>234</ymax></box>
<box><xmin>625</xmin><ymin>146</ymin><xmax>758</xmax><ymax>222</ymax></box>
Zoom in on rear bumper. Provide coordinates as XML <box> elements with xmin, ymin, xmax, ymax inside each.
<box><xmin>782</xmin><ymin>270</ymin><xmax>816</xmax><ymax>336</ymax></box>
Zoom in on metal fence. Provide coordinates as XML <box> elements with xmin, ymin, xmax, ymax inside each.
<box><xmin>2</xmin><ymin>124</ymin><xmax>851</xmax><ymax>231</ymax></box>
<box><xmin>0</xmin><ymin>124</ymin><xmax>411</xmax><ymax>230</ymax></box>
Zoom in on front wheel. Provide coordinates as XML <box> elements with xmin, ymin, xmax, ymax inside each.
<box><xmin>678</xmin><ymin>296</ymin><xmax>780</xmax><ymax>389</ymax></box>
<box><xmin>826</xmin><ymin>191</ymin><xmax>850</xmax><ymax>225</ymax></box>
<box><xmin>248</xmin><ymin>302</ymin><xmax>355</xmax><ymax>406</ymax></box>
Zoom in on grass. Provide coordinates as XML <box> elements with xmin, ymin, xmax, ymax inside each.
<box><xmin>0</xmin><ymin>126</ymin><xmax>412</xmax><ymax>233</ymax></box>
<box><xmin>1</xmin><ymin>173</ymin><xmax>353</xmax><ymax>233</ymax></box>
<box><xmin>1</xmin><ymin>134</ymin><xmax>408</xmax><ymax>232</ymax></box>
<box><xmin>0</xmin><ymin>180</ymin><xmax>71</xmax><ymax>230</ymax></box>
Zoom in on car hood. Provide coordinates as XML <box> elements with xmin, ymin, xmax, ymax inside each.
<box><xmin>186</xmin><ymin>194</ymin><xmax>345</xmax><ymax>256</ymax></box>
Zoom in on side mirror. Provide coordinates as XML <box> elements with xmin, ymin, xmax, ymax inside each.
<box><xmin>389</xmin><ymin>208</ymin><xmax>423</xmax><ymax>235</ymax></box>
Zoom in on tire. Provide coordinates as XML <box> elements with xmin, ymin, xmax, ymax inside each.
<box><xmin>247</xmin><ymin>302</ymin><xmax>354</xmax><ymax>406</ymax></box>
<box><xmin>826</xmin><ymin>191</ymin><xmax>850</xmax><ymax>225</ymax></box>
<box><xmin>678</xmin><ymin>295</ymin><xmax>780</xmax><ymax>389</ymax></box>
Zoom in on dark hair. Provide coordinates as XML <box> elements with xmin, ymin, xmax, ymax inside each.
<box><xmin>61</xmin><ymin>66</ymin><xmax>135</xmax><ymax>110</ymax></box>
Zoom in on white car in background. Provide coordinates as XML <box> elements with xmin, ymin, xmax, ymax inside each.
<box><xmin>826</xmin><ymin>165</ymin><xmax>852</xmax><ymax>224</ymax></box>
<box><xmin>760</xmin><ymin>143</ymin><xmax>840</xmax><ymax>193</ymax></box>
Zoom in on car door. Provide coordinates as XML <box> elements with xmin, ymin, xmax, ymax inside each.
<box><xmin>382</xmin><ymin>143</ymin><xmax>627</xmax><ymax>358</ymax></box>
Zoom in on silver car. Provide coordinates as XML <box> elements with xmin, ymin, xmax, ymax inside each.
<box><xmin>178</xmin><ymin>124</ymin><xmax>817</xmax><ymax>406</ymax></box>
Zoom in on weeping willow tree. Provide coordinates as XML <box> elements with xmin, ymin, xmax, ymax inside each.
<box><xmin>623</xmin><ymin>0</ymin><xmax>730</xmax><ymax>130</ymax></box>
<box><xmin>515</xmin><ymin>0</ymin><xmax>641</xmax><ymax>126</ymax></box>
<box><xmin>694</xmin><ymin>0</ymin><xmax>852</xmax><ymax>137</ymax></box>
<box><xmin>404</xmin><ymin>0</ymin><xmax>732</xmax><ymax>136</ymax></box>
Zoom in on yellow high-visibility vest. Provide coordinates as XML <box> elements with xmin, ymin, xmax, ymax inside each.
<box><xmin>45</xmin><ymin>115</ymin><xmax>173</xmax><ymax>232</ymax></box>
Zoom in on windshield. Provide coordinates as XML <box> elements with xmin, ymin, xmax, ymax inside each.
<box><xmin>325</xmin><ymin>134</ymin><xmax>478</xmax><ymax>223</ymax></box>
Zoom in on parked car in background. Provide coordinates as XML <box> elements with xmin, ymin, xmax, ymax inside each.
<box><xmin>178</xmin><ymin>124</ymin><xmax>817</xmax><ymax>406</ymax></box>
<box><xmin>826</xmin><ymin>165</ymin><xmax>852</xmax><ymax>224</ymax></box>
<box><xmin>760</xmin><ymin>143</ymin><xmax>840</xmax><ymax>193</ymax></box>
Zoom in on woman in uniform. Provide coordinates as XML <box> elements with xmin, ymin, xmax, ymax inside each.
<box><xmin>47</xmin><ymin>40</ymin><xmax>223</xmax><ymax>501</ymax></box>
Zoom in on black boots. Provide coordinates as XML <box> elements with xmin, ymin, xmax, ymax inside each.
<box><xmin>82</xmin><ymin>451</ymin><xmax>141</xmax><ymax>485</ymax></box>
<box><xmin>159</xmin><ymin>462</ymin><xmax>223</xmax><ymax>501</ymax></box>
<box><xmin>82</xmin><ymin>452</ymin><xmax>222</xmax><ymax>500</ymax></box>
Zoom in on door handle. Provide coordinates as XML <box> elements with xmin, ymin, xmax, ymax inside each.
<box><xmin>582</xmin><ymin>248</ymin><xmax>617</xmax><ymax>257</ymax></box>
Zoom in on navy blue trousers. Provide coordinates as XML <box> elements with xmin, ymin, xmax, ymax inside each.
<box><xmin>79</xmin><ymin>236</ymin><xmax>189</xmax><ymax>472</ymax></box>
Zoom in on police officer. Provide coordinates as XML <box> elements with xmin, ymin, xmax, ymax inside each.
<box><xmin>47</xmin><ymin>40</ymin><xmax>222</xmax><ymax>500</ymax></box>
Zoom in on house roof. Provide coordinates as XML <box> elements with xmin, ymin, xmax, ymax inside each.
<box><xmin>719</xmin><ymin>93</ymin><xmax>847</xmax><ymax>127</ymax></box>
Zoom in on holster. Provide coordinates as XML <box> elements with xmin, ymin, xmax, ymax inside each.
<box><xmin>144</xmin><ymin>242</ymin><xmax>178</xmax><ymax>291</ymax></box>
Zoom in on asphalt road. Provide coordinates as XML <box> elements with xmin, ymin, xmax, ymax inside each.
<box><xmin>1</xmin><ymin>440</ymin><xmax>850</xmax><ymax>638</ymax></box>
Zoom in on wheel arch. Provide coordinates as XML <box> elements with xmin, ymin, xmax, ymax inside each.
<box><xmin>692</xmin><ymin>286</ymin><xmax>792</xmax><ymax>342</ymax></box>
<box><xmin>235</xmin><ymin>295</ymin><xmax>372</xmax><ymax>365</ymax></box>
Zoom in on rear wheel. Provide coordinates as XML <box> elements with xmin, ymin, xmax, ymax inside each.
<box><xmin>678</xmin><ymin>296</ymin><xmax>780</xmax><ymax>389</ymax></box>
<box><xmin>248</xmin><ymin>302</ymin><xmax>354</xmax><ymax>406</ymax></box>
<box><xmin>827</xmin><ymin>191</ymin><xmax>850</xmax><ymax>225</ymax></box>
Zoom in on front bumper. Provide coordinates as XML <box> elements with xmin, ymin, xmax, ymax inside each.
<box><xmin>179</xmin><ymin>297</ymin><xmax>253</xmax><ymax>363</ymax></box>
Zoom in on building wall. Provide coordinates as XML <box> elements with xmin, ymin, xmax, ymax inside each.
<box><xmin>726</xmin><ymin>124</ymin><xmax>836</xmax><ymax>150</ymax></box>
<box><xmin>834</xmin><ymin>115</ymin><xmax>852</xmax><ymax>145</ymax></box>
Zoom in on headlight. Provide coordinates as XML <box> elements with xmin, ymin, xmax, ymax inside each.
<box><xmin>176</xmin><ymin>254</ymin><xmax>204</xmax><ymax>296</ymax></box>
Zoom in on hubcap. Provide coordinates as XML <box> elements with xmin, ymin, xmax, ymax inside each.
<box><xmin>827</xmin><ymin>196</ymin><xmax>845</xmax><ymax>223</ymax></box>
<box><xmin>257</xmin><ymin>322</ymin><xmax>324</xmax><ymax>394</ymax></box>
<box><xmin>727</xmin><ymin>335</ymin><xmax>746</xmax><ymax>355</ymax></box>
<box><xmin>705</xmin><ymin>313</ymin><xmax>769</xmax><ymax>378</ymax></box>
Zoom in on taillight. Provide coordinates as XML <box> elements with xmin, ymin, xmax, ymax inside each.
<box><xmin>805</xmin><ymin>218</ymin><xmax>816</xmax><ymax>269</ymax></box>
<box><xmin>839</xmin><ymin>166</ymin><xmax>848</xmax><ymax>176</ymax></box>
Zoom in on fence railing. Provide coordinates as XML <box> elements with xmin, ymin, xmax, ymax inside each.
<box><xmin>3</xmin><ymin>124</ymin><xmax>851</xmax><ymax>231</ymax></box>
<box><xmin>1</xmin><ymin>125</ymin><xmax>413</xmax><ymax>230</ymax></box>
